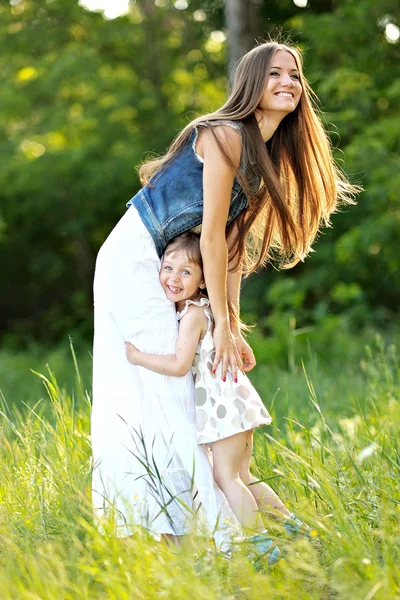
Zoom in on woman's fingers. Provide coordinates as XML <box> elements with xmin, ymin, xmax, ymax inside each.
<box><xmin>235</xmin><ymin>347</ymin><xmax>245</xmax><ymax>375</ymax></box>
<box><xmin>212</xmin><ymin>351</ymin><xmax>221</xmax><ymax>375</ymax></box>
<box><xmin>229</xmin><ymin>354</ymin><xmax>238</xmax><ymax>383</ymax></box>
<box><xmin>212</xmin><ymin>352</ymin><xmax>230</xmax><ymax>380</ymax></box>
<box><xmin>243</xmin><ymin>348</ymin><xmax>256</xmax><ymax>371</ymax></box>
<box><xmin>234</xmin><ymin>337</ymin><xmax>256</xmax><ymax>372</ymax></box>
<box><xmin>221</xmin><ymin>356</ymin><xmax>230</xmax><ymax>382</ymax></box>
<box><xmin>212</xmin><ymin>325</ymin><xmax>246</xmax><ymax>381</ymax></box>
<box><xmin>212</xmin><ymin>346</ymin><xmax>242</xmax><ymax>381</ymax></box>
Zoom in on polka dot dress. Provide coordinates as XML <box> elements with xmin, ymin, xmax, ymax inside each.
<box><xmin>177</xmin><ymin>298</ymin><xmax>272</xmax><ymax>445</ymax></box>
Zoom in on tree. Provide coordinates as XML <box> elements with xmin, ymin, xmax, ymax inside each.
<box><xmin>224</xmin><ymin>0</ymin><xmax>260</xmax><ymax>76</ymax></box>
<box><xmin>0</xmin><ymin>0</ymin><xmax>399</xmax><ymax>344</ymax></box>
<box><xmin>245</xmin><ymin>0</ymin><xmax>400</xmax><ymax>338</ymax></box>
<box><xmin>0</xmin><ymin>0</ymin><xmax>228</xmax><ymax>340</ymax></box>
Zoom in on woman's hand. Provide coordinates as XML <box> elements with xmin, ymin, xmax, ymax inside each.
<box><xmin>212</xmin><ymin>322</ymin><xmax>243</xmax><ymax>382</ymax></box>
<box><xmin>232</xmin><ymin>330</ymin><xmax>256</xmax><ymax>372</ymax></box>
<box><xmin>125</xmin><ymin>341</ymin><xmax>141</xmax><ymax>365</ymax></box>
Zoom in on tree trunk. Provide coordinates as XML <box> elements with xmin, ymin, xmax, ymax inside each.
<box><xmin>225</xmin><ymin>0</ymin><xmax>261</xmax><ymax>79</ymax></box>
<box><xmin>135</xmin><ymin>0</ymin><xmax>168</xmax><ymax>114</ymax></box>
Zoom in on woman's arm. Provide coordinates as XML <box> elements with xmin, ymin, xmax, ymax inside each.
<box><xmin>226</xmin><ymin>224</ymin><xmax>256</xmax><ymax>372</ymax></box>
<box><xmin>125</xmin><ymin>306</ymin><xmax>205</xmax><ymax>377</ymax></box>
<box><xmin>227</xmin><ymin>267</ymin><xmax>256</xmax><ymax>372</ymax></box>
<box><xmin>226</xmin><ymin>220</ymin><xmax>242</xmax><ymax>336</ymax></box>
<box><xmin>197</xmin><ymin>125</ymin><xmax>243</xmax><ymax>381</ymax></box>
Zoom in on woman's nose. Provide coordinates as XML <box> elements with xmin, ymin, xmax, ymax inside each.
<box><xmin>281</xmin><ymin>73</ymin><xmax>294</xmax><ymax>86</ymax></box>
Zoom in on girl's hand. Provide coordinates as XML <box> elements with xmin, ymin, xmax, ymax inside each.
<box><xmin>212</xmin><ymin>323</ymin><xmax>243</xmax><ymax>382</ymax></box>
<box><xmin>125</xmin><ymin>341</ymin><xmax>140</xmax><ymax>365</ymax></box>
<box><xmin>232</xmin><ymin>331</ymin><xmax>256</xmax><ymax>372</ymax></box>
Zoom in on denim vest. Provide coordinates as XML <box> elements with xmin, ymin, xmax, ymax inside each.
<box><xmin>126</xmin><ymin>121</ymin><xmax>248</xmax><ymax>258</ymax></box>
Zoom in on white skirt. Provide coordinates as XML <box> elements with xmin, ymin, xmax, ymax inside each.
<box><xmin>91</xmin><ymin>206</ymin><xmax>238</xmax><ymax>547</ymax></box>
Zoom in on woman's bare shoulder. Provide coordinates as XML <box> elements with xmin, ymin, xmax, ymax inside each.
<box><xmin>196</xmin><ymin>123</ymin><xmax>242</xmax><ymax>165</ymax></box>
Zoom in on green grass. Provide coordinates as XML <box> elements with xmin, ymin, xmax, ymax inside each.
<box><xmin>0</xmin><ymin>336</ymin><xmax>399</xmax><ymax>599</ymax></box>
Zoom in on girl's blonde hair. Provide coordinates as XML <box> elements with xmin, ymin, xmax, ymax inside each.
<box><xmin>164</xmin><ymin>232</ymin><xmax>248</xmax><ymax>333</ymax></box>
<box><xmin>141</xmin><ymin>41</ymin><xmax>360</xmax><ymax>274</ymax></box>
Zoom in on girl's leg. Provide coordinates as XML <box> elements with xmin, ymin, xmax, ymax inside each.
<box><xmin>161</xmin><ymin>533</ymin><xmax>180</xmax><ymax>546</ymax></box>
<box><xmin>161</xmin><ymin>534</ymin><xmax>193</xmax><ymax>548</ymax></box>
<box><xmin>239</xmin><ymin>430</ymin><xmax>292</xmax><ymax>519</ymax></box>
<box><xmin>210</xmin><ymin>432</ymin><xmax>264</xmax><ymax>531</ymax></box>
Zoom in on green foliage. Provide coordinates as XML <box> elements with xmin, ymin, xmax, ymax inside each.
<box><xmin>0</xmin><ymin>340</ymin><xmax>399</xmax><ymax>598</ymax></box>
<box><xmin>0</xmin><ymin>0</ymin><xmax>399</xmax><ymax>342</ymax></box>
<box><xmin>0</xmin><ymin>0</ymin><xmax>228</xmax><ymax>340</ymax></box>
<box><xmin>287</xmin><ymin>0</ymin><xmax>400</xmax><ymax>323</ymax></box>
<box><xmin>0</xmin><ymin>336</ymin><xmax>92</xmax><ymax>407</ymax></box>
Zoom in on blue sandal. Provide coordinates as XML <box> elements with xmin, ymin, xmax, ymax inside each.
<box><xmin>249</xmin><ymin>532</ymin><xmax>282</xmax><ymax>566</ymax></box>
<box><xmin>284</xmin><ymin>513</ymin><xmax>312</xmax><ymax>537</ymax></box>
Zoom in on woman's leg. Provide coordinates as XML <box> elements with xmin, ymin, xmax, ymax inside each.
<box><xmin>239</xmin><ymin>430</ymin><xmax>292</xmax><ymax>519</ymax></box>
<box><xmin>210</xmin><ymin>432</ymin><xmax>264</xmax><ymax>531</ymax></box>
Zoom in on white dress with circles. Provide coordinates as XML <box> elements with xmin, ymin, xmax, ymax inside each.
<box><xmin>177</xmin><ymin>298</ymin><xmax>272</xmax><ymax>445</ymax></box>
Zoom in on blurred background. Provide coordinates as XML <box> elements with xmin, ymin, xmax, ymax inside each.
<box><xmin>0</xmin><ymin>0</ymin><xmax>399</xmax><ymax>409</ymax></box>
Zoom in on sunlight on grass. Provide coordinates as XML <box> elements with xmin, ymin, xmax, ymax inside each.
<box><xmin>0</xmin><ymin>338</ymin><xmax>399</xmax><ymax>598</ymax></box>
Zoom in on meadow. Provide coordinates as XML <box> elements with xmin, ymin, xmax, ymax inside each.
<box><xmin>1</xmin><ymin>0</ymin><xmax>399</xmax><ymax>596</ymax></box>
<box><xmin>0</xmin><ymin>332</ymin><xmax>399</xmax><ymax>599</ymax></box>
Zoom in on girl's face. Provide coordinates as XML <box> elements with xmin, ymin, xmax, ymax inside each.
<box><xmin>258</xmin><ymin>50</ymin><xmax>302</xmax><ymax>116</ymax></box>
<box><xmin>160</xmin><ymin>249</ymin><xmax>205</xmax><ymax>305</ymax></box>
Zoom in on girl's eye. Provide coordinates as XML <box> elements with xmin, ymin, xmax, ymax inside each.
<box><xmin>164</xmin><ymin>266</ymin><xmax>172</xmax><ymax>271</ymax></box>
<box><xmin>182</xmin><ymin>270</ymin><xmax>190</xmax><ymax>276</ymax></box>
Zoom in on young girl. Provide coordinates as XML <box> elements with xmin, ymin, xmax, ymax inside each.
<box><xmin>92</xmin><ymin>40</ymin><xmax>359</xmax><ymax>552</ymax></box>
<box><xmin>125</xmin><ymin>232</ymin><xmax>309</xmax><ymax>559</ymax></box>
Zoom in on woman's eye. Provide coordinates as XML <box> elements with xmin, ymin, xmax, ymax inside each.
<box><xmin>291</xmin><ymin>74</ymin><xmax>300</xmax><ymax>80</ymax></box>
<box><xmin>270</xmin><ymin>71</ymin><xmax>279</xmax><ymax>76</ymax></box>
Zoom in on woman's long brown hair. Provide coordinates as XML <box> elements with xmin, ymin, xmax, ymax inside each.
<box><xmin>139</xmin><ymin>41</ymin><xmax>360</xmax><ymax>274</ymax></box>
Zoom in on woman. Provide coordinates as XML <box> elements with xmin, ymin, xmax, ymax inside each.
<box><xmin>91</xmin><ymin>41</ymin><xmax>358</xmax><ymax>550</ymax></box>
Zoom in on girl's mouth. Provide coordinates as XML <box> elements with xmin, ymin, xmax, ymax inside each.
<box><xmin>167</xmin><ymin>285</ymin><xmax>182</xmax><ymax>293</ymax></box>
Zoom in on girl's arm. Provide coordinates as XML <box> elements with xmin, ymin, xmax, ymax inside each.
<box><xmin>197</xmin><ymin>125</ymin><xmax>243</xmax><ymax>382</ymax></box>
<box><xmin>125</xmin><ymin>306</ymin><xmax>205</xmax><ymax>377</ymax></box>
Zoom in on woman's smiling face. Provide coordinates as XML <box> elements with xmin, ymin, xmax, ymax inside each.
<box><xmin>258</xmin><ymin>49</ymin><xmax>303</xmax><ymax>116</ymax></box>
